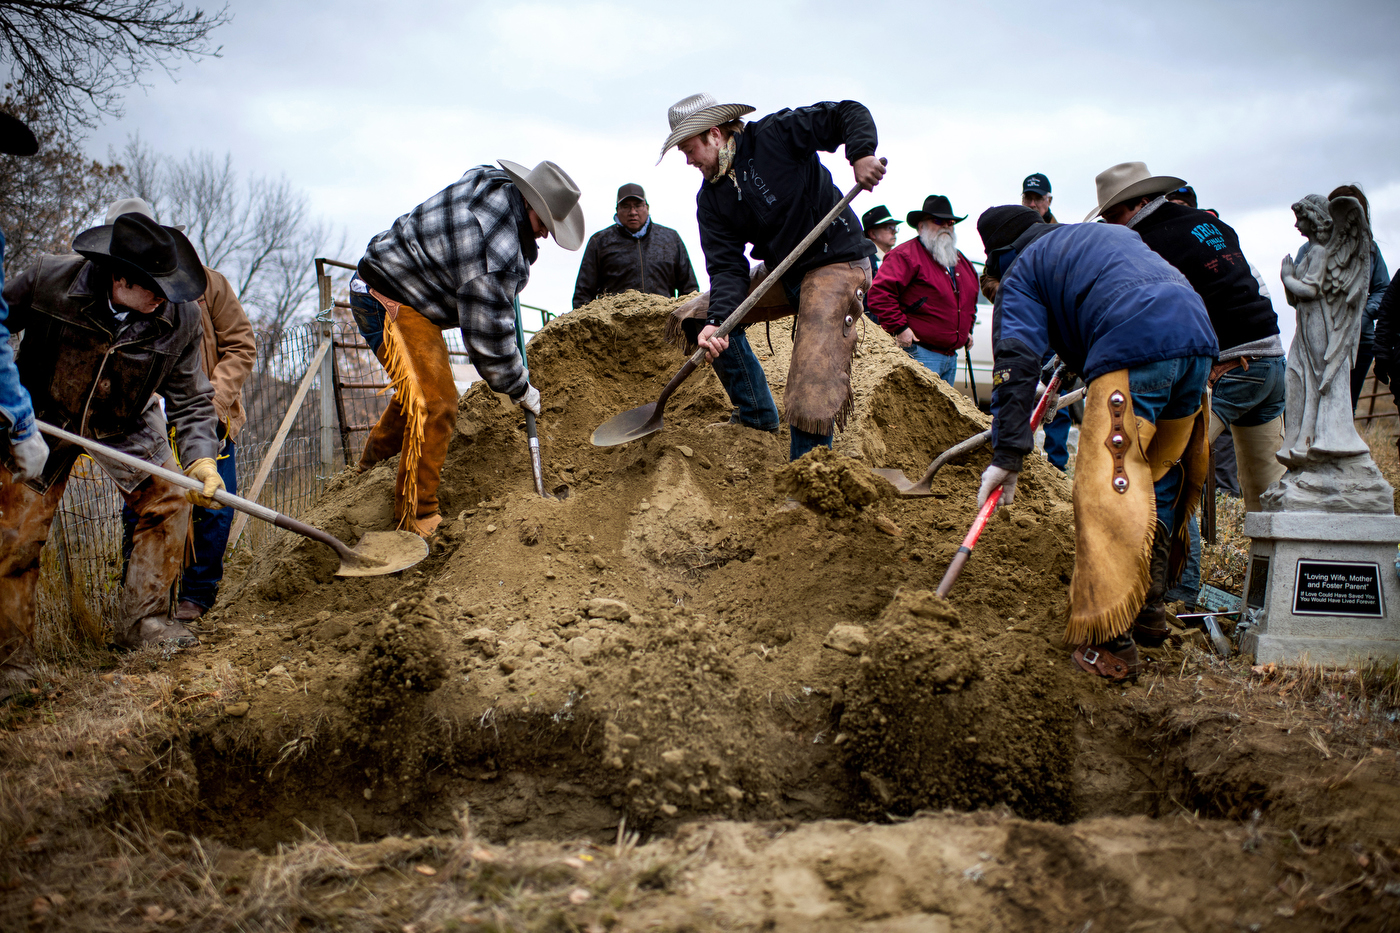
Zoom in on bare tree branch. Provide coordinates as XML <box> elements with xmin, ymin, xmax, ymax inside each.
<box><xmin>118</xmin><ymin>136</ymin><xmax>348</xmax><ymax>366</ymax></box>
<box><xmin>0</xmin><ymin>0</ymin><xmax>230</xmax><ymax>127</ymax></box>
<box><xmin>0</xmin><ymin>90</ymin><xmax>126</xmax><ymax>277</ymax></box>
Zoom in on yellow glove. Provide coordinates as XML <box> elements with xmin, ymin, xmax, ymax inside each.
<box><xmin>184</xmin><ymin>458</ymin><xmax>225</xmax><ymax>508</ymax></box>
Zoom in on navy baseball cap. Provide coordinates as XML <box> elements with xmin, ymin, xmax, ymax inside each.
<box><xmin>1022</xmin><ymin>173</ymin><xmax>1051</xmax><ymax>195</ymax></box>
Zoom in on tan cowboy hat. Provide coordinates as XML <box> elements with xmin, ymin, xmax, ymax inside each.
<box><xmin>105</xmin><ymin>196</ymin><xmax>186</xmax><ymax>233</ymax></box>
<box><xmin>1084</xmin><ymin>162</ymin><xmax>1187</xmax><ymax>222</ymax></box>
<box><xmin>498</xmin><ymin>159</ymin><xmax>586</xmax><ymax>251</ymax></box>
<box><xmin>656</xmin><ymin>92</ymin><xmax>756</xmax><ymax>164</ymax></box>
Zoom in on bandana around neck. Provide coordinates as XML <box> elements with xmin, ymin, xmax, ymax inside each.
<box><xmin>710</xmin><ymin>135</ymin><xmax>739</xmax><ymax>192</ymax></box>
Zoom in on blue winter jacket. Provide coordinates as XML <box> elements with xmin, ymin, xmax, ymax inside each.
<box><xmin>990</xmin><ymin>222</ymin><xmax>1217</xmax><ymax>471</ymax></box>
<box><xmin>0</xmin><ymin>229</ymin><xmax>37</xmax><ymax>443</ymax></box>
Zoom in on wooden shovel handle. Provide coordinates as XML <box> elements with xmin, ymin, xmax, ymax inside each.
<box><xmin>708</xmin><ymin>169</ymin><xmax>881</xmax><ymax>346</ymax></box>
<box><xmin>36</xmin><ymin>420</ymin><xmax>357</xmax><ymax>563</ymax></box>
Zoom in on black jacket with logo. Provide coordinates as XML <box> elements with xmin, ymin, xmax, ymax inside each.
<box><xmin>571</xmin><ymin>221</ymin><xmax>699</xmax><ymax>309</ymax></box>
<box><xmin>697</xmin><ymin>100</ymin><xmax>878</xmax><ymax>327</ymax></box>
<box><xmin>1130</xmin><ymin>200</ymin><xmax>1278</xmax><ymax>354</ymax></box>
<box><xmin>2</xmin><ymin>254</ymin><xmax>217</xmax><ymax>475</ymax></box>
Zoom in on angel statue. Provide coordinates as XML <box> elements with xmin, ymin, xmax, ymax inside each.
<box><xmin>1265</xmin><ymin>193</ymin><xmax>1393</xmax><ymax>513</ymax></box>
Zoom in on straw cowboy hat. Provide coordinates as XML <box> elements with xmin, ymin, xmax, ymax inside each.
<box><xmin>657</xmin><ymin>92</ymin><xmax>756</xmax><ymax>164</ymax></box>
<box><xmin>105</xmin><ymin>197</ymin><xmax>186</xmax><ymax>233</ymax></box>
<box><xmin>73</xmin><ymin>212</ymin><xmax>207</xmax><ymax>303</ymax></box>
<box><xmin>498</xmin><ymin>159</ymin><xmax>586</xmax><ymax>251</ymax></box>
<box><xmin>1084</xmin><ymin>162</ymin><xmax>1186</xmax><ymax>222</ymax></box>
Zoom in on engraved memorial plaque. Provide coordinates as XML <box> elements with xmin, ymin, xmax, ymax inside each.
<box><xmin>1292</xmin><ymin>560</ymin><xmax>1384</xmax><ymax>618</ymax></box>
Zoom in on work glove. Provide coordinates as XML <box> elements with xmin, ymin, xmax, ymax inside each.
<box><xmin>8</xmin><ymin>431</ymin><xmax>49</xmax><ymax>483</ymax></box>
<box><xmin>517</xmin><ymin>384</ymin><xmax>541</xmax><ymax>417</ymax></box>
<box><xmin>977</xmin><ymin>464</ymin><xmax>1018</xmax><ymax>508</ymax></box>
<box><xmin>184</xmin><ymin>457</ymin><xmax>225</xmax><ymax>508</ymax></box>
<box><xmin>1374</xmin><ymin>357</ymin><xmax>1391</xmax><ymax>386</ymax></box>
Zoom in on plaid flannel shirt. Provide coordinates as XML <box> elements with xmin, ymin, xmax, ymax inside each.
<box><xmin>360</xmin><ymin>166</ymin><xmax>531</xmax><ymax>400</ymax></box>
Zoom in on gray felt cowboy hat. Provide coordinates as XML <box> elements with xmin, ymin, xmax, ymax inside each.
<box><xmin>105</xmin><ymin>197</ymin><xmax>187</xmax><ymax>232</ymax></box>
<box><xmin>657</xmin><ymin>92</ymin><xmax>756</xmax><ymax>164</ymax></box>
<box><xmin>1084</xmin><ymin>161</ymin><xmax>1186</xmax><ymax>222</ymax></box>
<box><xmin>498</xmin><ymin>159</ymin><xmax>586</xmax><ymax>251</ymax></box>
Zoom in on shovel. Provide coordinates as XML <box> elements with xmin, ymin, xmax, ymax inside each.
<box><xmin>36</xmin><ymin>421</ymin><xmax>427</xmax><ymax>577</ymax></box>
<box><xmin>873</xmin><ymin>384</ymin><xmax>1084</xmax><ymax>496</ymax></box>
<box><xmin>591</xmin><ymin>166</ymin><xmax>882</xmax><ymax>447</ymax></box>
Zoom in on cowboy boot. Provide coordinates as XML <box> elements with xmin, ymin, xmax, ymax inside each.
<box><xmin>1132</xmin><ymin>521</ymin><xmax>1173</xmax><ymax>648</ymax></box>
<box><xmin>1072</xmin><ymin>634</ymin><xmax>1142</xmax><ymax>682</ymax></box>
<box><xmin>115</xmin><ymin>616</ymin><xmax>199</xmax><ymax>650</ymax></box>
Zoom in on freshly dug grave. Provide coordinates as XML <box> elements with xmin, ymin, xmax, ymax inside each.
<box><xmin>191</xmin><ymin>291</ymin><xmax>1080</xmax><ymax>847</ymax></box>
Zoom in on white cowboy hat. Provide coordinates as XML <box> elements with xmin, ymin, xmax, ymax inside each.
<box><xmin>656</xmin><ymin>93</ymin><xmax>756</xmax><ymax>164</ymax></box>
<box><xmin>498</xmin><ymin>159</ymin><xmax>586</xmax><ymax>251</ymax></box>
<box><xmin>1084</xmin><ymin>162</ymin><xmax>1187</xmax><ymax>222</ymax></box>
<box><xmin>105</xmin><ymin>196</ymin><xmax>186</xmax><ymax>232</ymax></box>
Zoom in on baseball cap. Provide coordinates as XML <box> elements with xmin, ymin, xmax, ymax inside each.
<box><xmin>1022</xmin><ymin>173</ymin><xmax>1051</xmax><ymax>195</ymax></box>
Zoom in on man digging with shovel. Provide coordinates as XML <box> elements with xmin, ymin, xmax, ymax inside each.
<box><xmin>1</xmin><ymin>212</ymin><xmax>224</xmax><ymax>695</ymax></box>
<box><xmin>659</xmin><ymin>93</ymin><xmax>886</xmax><ymax>460</ymax></box>
<box><xmin>351</xmin><ymin>160</ymin><xmax>584</xmax><ymax>538</ymax></box>
<box><xmin>976</xmin><ymin>206</ymin><xmax>1217</xmax><ymax>681</ymax></box>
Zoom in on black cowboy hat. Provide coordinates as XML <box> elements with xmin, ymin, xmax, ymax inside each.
<box><xmin>72</xmin><ymin>213</ymin><xmax>207</xmax><ymax>303</ymax></box>
<box><xmin>0</xmin><ymin>111</ymin><xmax>38</xmax><ymax>156</ymax></box>
<box><xmin>907</xmin><ymin>195</ymin><xmax>966</xmax><ymax>227</ymax></box>
<box><xmin>860</xmin><ymin>204</ymin><xmax>899</xmax><ymax>232</ymax></box>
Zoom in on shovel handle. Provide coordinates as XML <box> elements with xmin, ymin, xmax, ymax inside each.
<box><xmin>36</xmin><ymin>420</ymin><xmax>357</xmax><ymax>563</ymax></box>
<box><xmin>936</xmin><ymin>487</ymin><xmax>1001</xmax><ymax>597</ymax></box>
<box><xmin>524</xmin><ymin>410</ymin><xmax>548</xmax><ymax>499</ymax></box>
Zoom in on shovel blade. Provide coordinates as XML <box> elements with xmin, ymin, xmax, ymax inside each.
<box><xmin>335</xmin><ymin>530</ymin><xmax>429</xmax><ymax>577</ymax></box>
<box><xmin>591</xmin><ymin>402</ymin><xmax>663</xmax><ymax>447</ymax></box>
<box><xmin>871</xmin><ymin>468</ymin><xmax>934</xmax><ymax>498</ymax></box>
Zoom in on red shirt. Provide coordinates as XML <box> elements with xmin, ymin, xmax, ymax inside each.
<box><xmin>868</xmin><ymin>238</ymin><xmax>978</xmax><ymax>351</ymax></box>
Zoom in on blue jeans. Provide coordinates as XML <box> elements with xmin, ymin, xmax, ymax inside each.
<box><xmin>1165</xmin><ymin>514</ymin><xmax>1202</xmax><ymax>605</ymax></box>
<box><xmin>181</xmin><ymin>440</ymin><xmax>238</xmax><ymax>609</ymax></box>
<box><xmin>1210</xmin><ymin>355</ymin><xmax>1286</xmax><ymax>427</ymax></box>
<box><xmin>709</xmin><ymin>328</ymin><xmax>781</xmax><ymax>432</ymax></box>
<box><xmin>349</xmin><ymin>281</ymin><xmax>386</xmax><ymax>354</ymax></box>
<box><xmin>121</xmin><ymin>438</ymin><xmax>238</xmax><ymax>611</ymax></box>
<box><xmin>1043</xmin><ymin>410</ymin><xmax>1072</xmax><ymax>471</ymax></box>
<box><xmin>903</xmin><ymin>344</ymin><xmax>958</xmax><ymax>383</ymax></box>
<box><xmin>1127</xmin><ymin>356</ymin><xmax>1212</xmax><ymax>530</ymax></box>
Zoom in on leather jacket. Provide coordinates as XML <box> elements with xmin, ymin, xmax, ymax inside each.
<box><xmin>2</xmin><ymin>253</ymin><xmax>218</xmax><ymax>486</ymax></box>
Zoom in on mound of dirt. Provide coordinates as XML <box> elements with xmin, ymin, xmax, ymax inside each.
<box><xmin>775</xmin><ymin>446</ymin><xmax>895</xmax><ymax>517</ymax></box>
<box><xmin>197</xmin><ymin>290</ymin><xmax>1080</xmax><ymax>847</ymax></box>
<box><xmin>840</xmin><ymin>588</ymin><xmax>1076</xmax><ymax>822</ymax></box>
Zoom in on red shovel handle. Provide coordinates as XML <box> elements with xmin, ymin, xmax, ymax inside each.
<box><xmin>935</xmin><ymin>360</ymin><xmax>1064</xmax><ymax>599</ymax></box>
<box><xmin>936</xmin><ymin>487</ymin><xmax>1001</xmax><ymax>597</ymax></box>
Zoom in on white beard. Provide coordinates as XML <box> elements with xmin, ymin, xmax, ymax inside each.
<box><xmin>920</xmin><ymin>227</ymin><xmax>958</xmax><ymax>270</ymax></box>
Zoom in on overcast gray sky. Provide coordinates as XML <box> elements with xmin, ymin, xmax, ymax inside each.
<box><xmin>87</xmin><ymin>0</ymin><xmax>1399</xmax><ymax>342</ymax></box>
